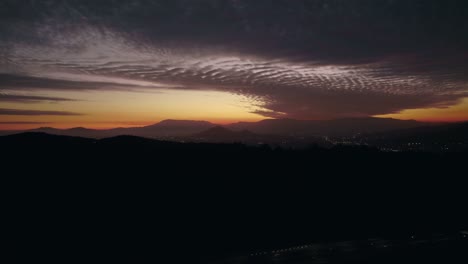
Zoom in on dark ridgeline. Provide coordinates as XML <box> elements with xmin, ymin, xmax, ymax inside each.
<box><xmin>2</xmin><ymin>132</ymin><xmax>468</xmax><ymax>263</ymax></box>
<box><xmin>2</xmin><ymin>118</ymin><xmax>467</xmax><ymax>152</ymax></box>
<box><xmin>15</xmin><ymin>119</ymin><xmax>217</xmax><ymax>138</ymax></box>
<box><xmin>0</xmin><ymin>117</ymin><xmax>430</xmax><ymax>138</ymax></box>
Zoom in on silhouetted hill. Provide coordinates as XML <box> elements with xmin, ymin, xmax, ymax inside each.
<box><xmin>191</xmin><ymin>126</ymin><xmax>269</xmax><ymax>143</ymax></box>
<box><xmin>153</xmin><ymin>119</ymin><xmax>214</xmax><ymax>128</ymax></box>
<box><xmin>0</xmin><ymin>132</ymin><xmax>95</xmax><ymax>147</ymax></box>
<box><xmin>29</xmin><ymin>127</ymin><xmax>62</xmax><ymax>133</ymax></box>
<box><xmin>227</xmin><ymin>117</ymin><xmax>426</xmax><ymax>136</ymax></box>
<box><xmin>27</xmin><ymin>126</ymin><xmax>110</xmax><ymax>138</ymax></box>
<box><xmin>196</xmin><ymin>125</ymin><xmax>242</xmax><ymax>136</ymax></box>
<box><xmin>12</xmin><ymin>119</ymin><xmax>217</xmax><ymax>138</ymax></box>
<box><xmin>125</xmin><ymin>119</ymin><xmax>216</xmax><ymax>137</ymax></box>
<box><xmin>98</xmin><ymin>135</ymin><xmax>165</xmax><ymax>145</ymax></box>
<box><xmin>363</xmin><ymin>122</ymin><xmax>468</xmax><ymax>152</ymax></box>
<box><xmin>188</xmin><ymin>126</ymin><xmax>327</xmax><ymax>147</ymax></box>
<box><xmin>381</xmin><ymin>122</ymin><xmax>468</xmax><ymax>141</ymax></box>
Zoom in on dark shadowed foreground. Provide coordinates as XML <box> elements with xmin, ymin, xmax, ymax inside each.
<box><xmin>2</xmin><ymin>133</ymin><xmax>468</xmax><ymax>263</ymax></box>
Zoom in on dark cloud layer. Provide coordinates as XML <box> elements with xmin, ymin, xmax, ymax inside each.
<box><xmin>0</xmin><ymin>74</ymin><xmax>171</xmax><ymax>91</ymax></box>
<box><xmin>0</xmin><ymin>121</ymin><xmax>51</xmax><ymax>124</ymax></box>
<box><xmin>0</xmin><ymin>108</ymin><xmax>83</xmax><ymax>116</ymax></box>
<box><xmin>1</xmin><ymin>0</ymin><xmax>468</xmax><ymax>119</ymax></box>
<box><xmin>0</xmin><ymin>93</ymin><xmax>78</xmax><ymax>103</ymax></box>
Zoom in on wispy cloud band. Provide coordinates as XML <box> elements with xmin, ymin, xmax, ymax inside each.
<box><xmin>0</xmin><ymin>108</ymin><xmax>83</xmax><ymax>116</ymax></box>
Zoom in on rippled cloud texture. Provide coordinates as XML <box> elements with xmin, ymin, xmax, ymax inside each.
<box><xmin>1</xmin><ymin>0</ymin><xmax>468</xmax><ymax>120</ymax></box>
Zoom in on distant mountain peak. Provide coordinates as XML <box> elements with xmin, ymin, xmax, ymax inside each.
<box><xmin>205</xmin><ymin>126</ymin><xmax>230</xmax><ymax>132</ymax></box>
<box><xmin>8</xmin><ymin>117</ymin><xmax>432</xmax><ymax>139</ymax></box>
<box><xmin>195</xmin><ymin>126</ymin><xmax>233</xmax><ymax>136</ymax></box>
<box><xmin>152</xmin><ymin>119</ymin><xmax>215</xmax><ymax>127</ymax></box>
<box><xmin>67</xmin><ymin>127</ymin><xmax>90</xmax><ymax>131</ymax></box>
<box><xmin>193</xmin><ymin>126</ymin><xmax>259</xmax><ymax>141</ymax></box>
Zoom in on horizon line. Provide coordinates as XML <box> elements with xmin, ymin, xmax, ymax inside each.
<box><xmin>1</xmin><ymin>116</ymin><xmax>465</xmax><ymax>131</ymax></box>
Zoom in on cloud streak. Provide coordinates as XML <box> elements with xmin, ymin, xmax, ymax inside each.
<box><xmin>0</xmin><ymin>93</ymin><xmax>78</xmax><ymax>103</ymax></box>
<box><xmin>0</xmin><ymin>73</ymin><xmax>176</xmax><ymax>91</ymax></box>
<box><xmin>0</xmin><ymin>108</ymin><xmax>83</xmax><ymax>116</ymax></box>
<box><xmin>0</xmin><ymin>121</ymin><xmax>52</xmax><ymax>124</ymax></box>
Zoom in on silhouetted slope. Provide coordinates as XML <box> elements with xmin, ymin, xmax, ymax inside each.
<box><xmin>28</xmin><ymin>127</ymin><xmax>62</xmax><ymax>134</ymax></box>
<box><xmin>227</xmin><ymin>117</ymin><xmax>426</xmax><ymax>136</ymax></box>
<box><xmin>21</xmin><ymin>119</ymin><xmax>217</xmax><ymax>138</ymax></box>
<box><xmin>27</xmin><ymin>126</ymin><xmax>112</xmax><ymax>138</ymax></box>
<box><xmin>363</xmin><ymin>122</ymin><xmax>468</xmax><ymax>151</ymax></box>
<box><xmin>154</xmin><ymin>119</ymin><xmax>214</xmax><ymax>128</ymax></box>
<box><xmin>120</xmin><ymin>119</ymin><xmax>216</xmax><ymax>137</ymax></box>
<box><xmin>373</xmin><ymin>122</ymin><xmax>468</xmax><ymax>141</ymax></box>
<box><xmin>1</xmin><ymin>132</ymin><xmax>95</xmax><ymax>147</ymax></box>
<box><xmin>195</xmin><ymin>125</ymin><xmax>243</xmax><ymax>137</ymax></box>
<box><xmin>191</xmin><ymin>126</ymin><xmax>268</xmax><ymax>143</ymax></box>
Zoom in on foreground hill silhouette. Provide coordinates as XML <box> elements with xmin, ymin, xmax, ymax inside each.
<box><xmin>2</xmin><ymin>132</ymin><xmax>467</xmax><ymax>263</ymax></box>
<box><xmin>189</xmin><ymin>125</ymin><xmax>292</xmax><ymax>145</ymax></box>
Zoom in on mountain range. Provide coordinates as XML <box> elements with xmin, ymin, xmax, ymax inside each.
<box><xmin>0</xmin><ymin>117</ymin><xmax>431</xmax><ymax>139</ymax></box>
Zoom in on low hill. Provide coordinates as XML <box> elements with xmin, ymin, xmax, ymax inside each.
<box><xmin>191</xmin><ymin>126</ymin><xmax>270</xmax><ymax>143</ymax></box>
<box><xmin>362</xmin><ymin>122</ymin><xmax>468</xmax><ymax>151</ymax></box>
<box><xmin>227</xmin><ymin>117</ymin><xmax>426</xmax><ymax>136</ymax></box>
<box><xmin>9</xmin><ymin>119</ymin><xmax>218</xmax><ymax>139</ymax></box>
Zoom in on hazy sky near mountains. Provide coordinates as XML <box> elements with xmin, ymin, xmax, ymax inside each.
<box><xmin>1</xmin><ymin>0</ymin><xmax>468</xmax><ymax>129</ymax></box>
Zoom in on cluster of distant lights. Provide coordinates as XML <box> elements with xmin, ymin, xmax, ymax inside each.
<box><xmin>248</xmin><ymin>232</ymin><xmax>468</xmax><ymax>258</ymax></box>
<box><xmin>248</xmin><ymin>240</ymin><xmax>386</xmax><ymax>258</ymax></box>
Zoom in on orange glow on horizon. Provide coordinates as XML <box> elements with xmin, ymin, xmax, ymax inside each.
<box><xmin>375</xmin><ymin>97</ymin><xmax>468</xmax><ymax>123</ymax></box>
<box><xmin>0</xmin><ymin>117</ymin><xmax>266</xmax><ymax>131</ymax></box>
<box><xmin>2</xmin><ymin>89</ymin><xmax>468</xmax><ymax>130</ymax></box>
<box><xmin>0</xmin><ymin>88</ymin><xmax>266</xmax><ymax>130</ymax></box>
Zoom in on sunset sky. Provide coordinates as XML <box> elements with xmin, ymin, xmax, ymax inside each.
<box><xmin>1</xmin><ymin>0</ymin><xmax>468</xmax><ymax>130</ymax></box>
